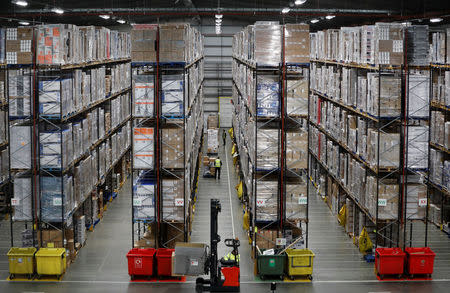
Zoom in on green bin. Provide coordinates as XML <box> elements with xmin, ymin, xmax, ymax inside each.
<box><xmin>257</xmin><ymin>250</ymin><xmax>286</xmax><ymax>280</ymax></box>
<box><xmin>7</xmin><ymin>247</ymin><xmax>37</xmax><ymax>279</ymax></box>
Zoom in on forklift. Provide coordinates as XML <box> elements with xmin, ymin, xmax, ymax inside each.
<box><xmin>196</xmin><ymin>199</ymin><xmax>240</xmax><ymax>292</ymax></box>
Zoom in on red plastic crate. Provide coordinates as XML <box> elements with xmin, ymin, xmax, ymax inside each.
<box><xmin>156</xmin><ymin>248</ymin><xmax>174</xmax><ymax>276</ymax></box>
<box><xmin>126</xmin><ymin>248</ymin><xmax>156</xmax><ymax>277</ymax></box>
<box><xmin>405</xmin><ymin>247</ymin><xmax>436</xmax><ymax>276</ymax></box>
<box><xmin>375</xmin><ymin>248</ymin><xmax>406</xmax><ymax>277</ymax></box>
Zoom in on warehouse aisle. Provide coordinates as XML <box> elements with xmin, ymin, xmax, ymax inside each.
<box><xmin>307</xmin><ymin>186</ymin><xmax>374</xmax><ymax>281</ymax></box>
<box><xmin>190</xmin><ymin>129</ymin><xmax>254</xmax><ymax>281</ymax></box>
<box><xmin>64</xmin><ymin>180</ymin><xmax>132</xmax><ymax>282</ymax></box>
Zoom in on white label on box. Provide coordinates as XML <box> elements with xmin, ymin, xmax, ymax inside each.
<box><xmin>174</xmin><ymin>198</ymin><xmax>184</xmax><ymax>206</ymax></box>
<box><xmin>11</xmin><ymin>198</ymin><xmax>20</xmax><ymax>206</ymax></box>
<box><xmin>190</xmin><ymin>259</ymin><xmax>198</xmax><ymax>266</ymax></box>
<box><xmin>418</xmin><ymin>198</ymin><xmax>427</xmax><ymax>207</ymax></box>
<box><xmin>298</xmin><ymin>196</ymin><xmax>307</xmax><ymax>205</ymax></box>
<box><xmin>256</xmin><ymin>199</ymin><xmax>266</xmax><ymax>207</ymax></box>
<box><xmin>378</xmin><ymin>199</ymin><xmax>387</xmax><ymax>207</ymax></box>
<box><xmin>133</xmin><ymin>198</ymin><xmax>142</xmax><ymax>207</ymax></box>
<box><xmin>53</xmin><ymin>197</ymin><xmax>62</xmax><ymax>206</ymax></box>
<box><xmin>276</xmin><ymin>238</ymin><xmax>286</xmax><ymax>246</ymax></box>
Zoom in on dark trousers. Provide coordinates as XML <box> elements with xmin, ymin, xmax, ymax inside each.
<box><xmin>215</xmin><ymin>167</ymin><xmax>221</xmax><ymax>179</ymax></box>
<box><xmin>223</xmin><ymin>138</ymin><xmax>226</xmax><ymax>146</ymax></box>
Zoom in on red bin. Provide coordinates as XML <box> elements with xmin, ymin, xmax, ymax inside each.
<box><xmin>156</xmin><ymin>248</ymin><xmax>174</xmax><ymax>276</ymax></box>
<box><xmin>375</xmin><ymin>248</ymin><xmax>406</xmax><ymax>278</ymax></box>
<box><xmin>126</xmin><ymin>248</ymin><xmax>156</xmax><ymax>277</ymax></box>
<box><xmin>405</xmin><ymin>247</ymin><xmax>436</xmax><ymax>276</ymax></box>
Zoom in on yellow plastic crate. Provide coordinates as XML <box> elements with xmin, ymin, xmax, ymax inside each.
<box><xmin>35</xmin><ymin>248</ymin><xmax>66</xmax><ymax>277</ymax></box>
<box><xmin>7</xmin><ymin>247</ymin><xmax>36</xmax><ymax>279</ymax></box>
<box><xmin>285</xmin><ymin>249</ymin><xmax>315</xmax><ymax>279</ymax></box>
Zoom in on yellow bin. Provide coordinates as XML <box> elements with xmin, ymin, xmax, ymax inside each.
<box><xmin>285</xmin><ymin>249</ymin><xmax>315</xmax><ymax>280</ymax></box>
<box><xmin>7</xmin><ymin>247</ymin><xmax>36</xmax><ymax>279</ymax></box>
<box><xmin>35</xmin><ymin>248</ymin><xmax>66</xmax><ymax>277</ymax></box>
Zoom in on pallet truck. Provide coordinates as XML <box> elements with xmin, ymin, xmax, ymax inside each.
<box><xmin>196</xmin><ymin>199</ymin><xmax>240</xmax><ymax>292</ymax></box>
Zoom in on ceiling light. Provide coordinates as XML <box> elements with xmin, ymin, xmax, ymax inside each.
<box><xmin>295</xmin><ymin>0</ymin><xmax>307</xmax><ymax>5</ymax></box>
<box><xmin>310</xmin><ymin>19</ymin><xmax>319</xmax><ymax>24</ymax></box>
<box><xmin>430</xmin><ymin>18</ymin><xmax>443</xmax><ymax>23</ymax></box>
<box><xmin>13</xmin><ymin>1</ymin><xmax>28</xmax><ymax>7</ymax></box>
<box><xmin>117</xmin><ymin>19</ymin><xmax>126</xmax><ymax>24</ymax></box>
<box><xmin>99</xmin><ymin>15</ymin><xmax>110</xmax><ymax>20</ymax></box>
<box><xmin>19</xmin><ymin>21</ymin><xmax>30</xmax><ymax>25</ymax></box>
<box><xmin>52</xmin><ymin>8</ymin><xmax>64</xmax><ymax>14</ymax></box>
<box><xmin>282</xmin><ymin>7</ymin><xmax>291</xmax><ymax>14</ymax></box>
<box><xmin>325</xmin><ymin>15</ymin><xmax>335</xmax><ymax>20</ymax></box>
<box><xmin>215</xmin><ymin>14</ymin><xmax>223</xmax><ymax>19</ymax></box>
<box><xmin>216</xmin><ymin>18</ymin><xmax>222</xmax><ymax>23</ymax></box>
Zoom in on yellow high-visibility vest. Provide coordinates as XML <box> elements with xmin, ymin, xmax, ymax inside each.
<box><xmin>215</xmin><ymin>159</ymin><xmax>221</xmax><ymax>167</ymax></box>
<box><xmin>224</xmin><ymin>252</ymin><xmax>240</xmax><ymax>262</ymax></box>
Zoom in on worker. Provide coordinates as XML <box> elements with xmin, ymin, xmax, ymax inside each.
<box><xmin>215</xmin><ymin>157</ymin><xmax>222</xmax><ymax>180</ymax></box>
<box><xmin>222</xmin><ymin>129</ymin><xmax>227</xmax><ymax>147</ymax></box>
<box><xmin>220</xmin><ymin>248</ymin><xmax>240</xmax><ymax>266</ymax></box>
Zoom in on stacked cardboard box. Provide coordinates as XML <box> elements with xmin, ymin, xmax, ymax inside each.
<box><xmin>8</xmin><ymin>69</ymin><xmax>32</xmax><ymax>118</ymax></box>
<box><xmin>257</xmin><ymin>75</ymin><xmax>279</xmax><ymax>117</ymax></box>
<box><xmin>254</xmin><ymin>22</ymin><xmax>281</xmax><ymax>66</ymax></box>
<box><xmin>159</xmin><ymin>23</ymin><xmax>188</xmax><ymax>62</ymax></box>
<box><xmin>6</xmin><ymin>27</ymin><xmax>33</xmax><ymax>64</ymax></box>
<box><xmin>255</xmin><ymin>229</ymin><xmax>278</xmax><ymax>250</ymax></box>
<box><xmin>406</xmin><ymin>25</ymin><xmax>430</xmax><ymax>66</ymax></box>
<box><xmin>132</xmin><ymin>71</ymin><xmax>154</xmax><ymax>117</ymax></box>
<box><xmin>133</xmin><ymin>127</ymin><xmax>154</xmax><ymax>169</ymax></box>
<box><xmin>286</xmin><ymin>70</ymin><xmax>308</xmax><ymax>116</ymax></box>
<box><xmin>366</xmin><ymin>129</ymin><xmax>400</xmax><ymax>169</ymax></box>
<box><xmin>207</xmin><ymin>114</ymin><xmax>219</xmax><ymax>129</ymax></box>
<box><xmin>133</xmin><ymin>174</ymin><xmax>155</xmax><ymax>221</ymax></box>
<box><xmin>430</xmin><ymin>149</ymin><xmax>443</xmax><ymax>185</ymax></box>
<box><xmin>255</xmin><ymin>181</ymin><xmax>278</xmax><ymax>222</ymax></box>
<box><xmin>161</xmin><ymin>74</ymin><xmax>183</xmax><ymax>117</ymax></box>
<box><xmin>431</xmin><ymin>32</ymin><xmax>446</xmax><ymax>64</ymax></box>
<box><xmin>366</xmin><ymin>177</ymin><xmax>399</xmax><ymax>220</ymax></box>
<box><xmin>406</xmin><ymin>184</ymin><xmax>427</xmax><ymax>220</ymax></box>
<box><xmin>257</xmin><ymin>129</ymin><xmax>279</xmax><ymax>170</ymax></box>
<box><xmin>12</xmin><ymin>177</ymin><xmax>32</xmax><ymax>221</ymax></box>
<box><xmin>162</xmin><ymin>179</ymin><xmax>184</xmax><ymax>221</ymax></box>
<box><xmin>162</xmin><ymin>128</ymin><xmax>184</xmax><ymax>169</ymax></box>
<box><xmin>407</xmin><ymin>126</ymin><xmax>428</xmax><ymax>170</ymax></box>
<box><xmin>285</xmin><ymin>183</ymin><xmax>307</xmax><ymax>221</ymax></box>
<box><xmin>131</xmin><ymin>24</ymin><xmax>158</xmax><ymax>62</ymax></box>
<box><xmin>284</xmin><ymin>24</ymin><xmax>310</xmax><ymax>64</ymax></box>
<box><xmin>286</xmin><ymin>130</ymin><xmax>307</xmax><ymax>169</ymax></box>
<box><xmin>207</xmin><ymin>129</ymin><xmax>219</xmax><ymax>154</ymax></box>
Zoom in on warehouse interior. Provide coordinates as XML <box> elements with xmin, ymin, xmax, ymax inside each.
<box><xmin>0</xmin><ymin>1</ymin><xmax>450</xmax><ymax>293</ymax></box>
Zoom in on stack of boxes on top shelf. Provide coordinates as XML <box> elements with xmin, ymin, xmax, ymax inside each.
<box><xmin>202</xmin><ymin>114</ymin><xmax>219</xmax><ymax>177</ymax></box>
<box><xmin>7</xmin><ymin>24</ymin><xmax>131</xmax><ymax>260</ymax></box>
<box><xmin>232</xmin><ymin>22</ymin><xmax>310</xmax><ymax>251</ymax></box>
<box><xmin>207</xmin><ymin>114</ymin><xmax>219</xmax><ymax>154</ymax></box>
<box><xmin>309</xmin><ymin>23</ymin><xmax>432</xmax><ymax>246</ymax></box>
<box><xmin>130</xmin><ymin>23</ymin><xmax>204</xmax><ymax>249</ymax></box>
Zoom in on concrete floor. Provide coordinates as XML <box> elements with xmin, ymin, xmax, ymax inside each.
<box><xmin>0</xmin><ymin>130</ymin><xmax>449</xmax><ymax>292</ymax></box>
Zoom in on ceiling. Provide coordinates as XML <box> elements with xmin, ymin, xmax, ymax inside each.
<box><xmin>2</xmin><ymin>0</ymin><xmax>450</xmax><ymax>29</ymax></box>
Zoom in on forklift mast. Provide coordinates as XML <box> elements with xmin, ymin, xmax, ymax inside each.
<box><xmin>210</xmin><ymin>199</ymin><xmax>222</xmax><ymax>284</ymax></box>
